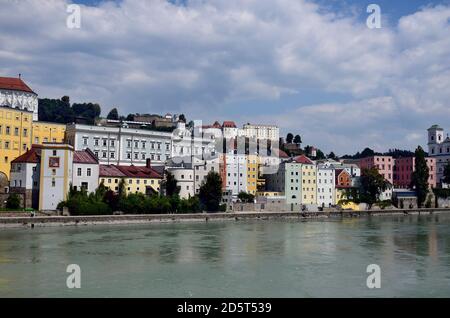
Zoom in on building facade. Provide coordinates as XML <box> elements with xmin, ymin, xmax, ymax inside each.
<box><xmin>39</xmin><ymin>143</ymin><xmax>74</xmax><ymax>211</ymax></box>
<box><xmin>317</xmin><ymin>164</ymin><xmax>335</xmax><ymax>208</ymax></box>
<box><xmin>393</xmin><ymin>156</ymin><xmax>436</xmax><ymax>189</ymax></box>
<box><xmin>0</xmin><ymin>76</ymin><xmax>38</xmax><ymax>121</ymax></box>
<box><xmin>242</xmin><ymin>123</ymin><xmax>279</xmax><ymax>141</ymax></box>
<box><xmin>65</xmin><ymin>123</ymin><xmax>172</xmax><ymax>167</ymax></box>
<box><xmin>72</xmin><ymin>149</ymin><xmax>99</xmax><ymax>193</ymax></box>
<box><xmin>359</xmin><ymin>155</ymin><xmax>393</xmax><ymax>184</ymax></box>
<box><xmin>427</xmin><ymin>124</ymin><xmax>450</xmax><ymax>184</ymax></box>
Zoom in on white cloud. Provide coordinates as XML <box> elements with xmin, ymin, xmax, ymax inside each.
<box><xmin>0</xmin><ymin>0</ymin><xmax>449</xmax><ymax>153</ymax></box>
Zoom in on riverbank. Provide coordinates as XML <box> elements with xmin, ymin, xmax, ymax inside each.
<box><xmin>1</xmin><ymin>208</ymin><xmax>450</xmax><ymax>228</ymax></box>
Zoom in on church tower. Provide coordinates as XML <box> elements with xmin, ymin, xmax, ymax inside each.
<box><xmin>428</xmin><ymin>125</ymin><xmax>444</xmax><ymax>155</ymax></box>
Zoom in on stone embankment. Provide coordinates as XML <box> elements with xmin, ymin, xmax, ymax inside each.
<box><xmin>1</xmin><ymin>208</ymin><xmax>449</xmax><ymax>228</ymax></box>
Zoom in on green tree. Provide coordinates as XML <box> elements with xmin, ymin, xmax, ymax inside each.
<box><xmin>293</xmin><ymin>135</ymin><xmax>302</xmax><ymax>145</ymax></box>
<box><xmin>164</xmin><ymin>171</ymin><xmax>180</xmax><ymax>197</ymax></box>
<box><xmin>107</xmin><ymin>108</ymin><xmax>119</xmax><ymax>120</ymax></box>
<box><xmin>237</xmin><ymin>192</ymin><xmax>255</xmax><ymax>203</ymax></box>
<box><xmin>199</xmin><ymin>171</ymin><xmax>223</xmax><ymax>211</ymax></box>
<box><xmin>359</xmin><ymin>167</ymin><xmax>388</xmax><ymax>209</ymax></box>
<box><xmin>410</xmin><ymin>146</ymin><xmax>429</xmax><ymax>207</ymax></box>
<box><xmin>6</xmin><ymin>193</ymin><xmax>21</xmax><ymax>209</ymax></box>
<box><xmin>443</xmin><ymin>162</ymin><xmax>450</xmax><ymax>185</ymax></box>
<box><xmin>315</xmin><ymin>149</ymin><xmax>326</xmax><ymax>160</ymax></box>
<box><xmin>286</xmin><ymin>133</ymin><xmax>294</xmax><ymax>144</ymax></box>
<box><xmin>327</xmin><ymin>152</ymin><xmax>337</xmax><ymax>160</ymax></box>
<box><xmin>179</xmin><ymin>114</ymin><xmax>186</xmax><ymax>123</ymax></box>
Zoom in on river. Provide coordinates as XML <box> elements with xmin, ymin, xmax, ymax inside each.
<box><xmin>1</xmin><ymin>214</ymin><xmax>450</xmax><ymax>297</ymax></box>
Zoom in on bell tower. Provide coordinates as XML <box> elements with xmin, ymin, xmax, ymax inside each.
<box><xmin>427</xmin><ymin>125</ymin><xmax>444</xmax><ymax>155</ymax></box>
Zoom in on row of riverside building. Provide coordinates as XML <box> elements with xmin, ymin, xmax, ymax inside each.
<box><xmin>0</xmin><ymin>76</ymin><xmax>443</xmax><ymax>212</ymax></box>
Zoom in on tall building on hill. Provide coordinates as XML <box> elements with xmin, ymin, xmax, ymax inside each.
<box><xmin>0</xmin><ymin>76</ymin><xmax>38</xmax><ymax>121</ymax></box>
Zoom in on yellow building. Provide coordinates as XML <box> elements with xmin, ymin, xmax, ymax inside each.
<box><xmin>247</xmin><ymin>154</ymin><xmax>259</xmax><ymax>195</ymax></box>
<box><xmin>298</xmin><ymin>157</ymin><xmax>317</xmax><ymax>205</ymax></box>
<box><xmin>0</xmin><ymin>107</ymin><xmax>33</xmax><ymax>180</ymax></box>
<box><xmin>99</xmin><ymin>164</ymin><xmax>162</xmax><ymax>195</ymax></box>
<box><xmin>32</xmin><ymin>122</ymin><xmax>66</xmax><ymax>144</ymax></box>
<box><xmin>0</xmin><ymin>107</ymin><xmax>67</xmax><ymax>180</ymax></box>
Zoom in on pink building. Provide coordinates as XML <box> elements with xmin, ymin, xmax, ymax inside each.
<box><xmin>359</xmin><ymin>156</ymin><xmax>394</xmax><ymax>184</ymax></box>
<box><xmin>393</xmin><ymin>157</ymin><xmax>436</xmax><ymax>189</ymax></box>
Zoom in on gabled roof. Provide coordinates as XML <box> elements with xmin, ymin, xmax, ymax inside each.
<box><xmin>0</xmin><ymin>77</ymin><xmax>36</xmax><ymax>94</ymax></box>
<box><xmin>116</xmin><ymin>165</ymin><xmax>163</xmax><ymax>179</ymax></box>
<box><xmin>73</xmin><ymin>149</ymin><xmax>99</xmax><ymax>164</ymax></box>
<box><xmin>99</xmin><ymin>165</ymin><xmax>126</xmax><ymax>178</ymax></box>
<box><xmin>292</xmin><ymin>155</ymin><xmax>313</xmax><ymax>164</ymax></box>
<box><xmin>277</xmin><ymin>149</ymin><xmax>289</xmax><ymax>158</ymax></box>
<box><xmin>11</xmin><ymin>145</ymin><xmax>42</xmax><ymax>164</ymax></box>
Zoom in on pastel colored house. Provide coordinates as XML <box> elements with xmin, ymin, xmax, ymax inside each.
<box><xmin>393</xmin><ymin>157</ymin><xmax>436</xmax><ymax>189</ymax></box>
<box><xmin>358</xmin><ymin>155</ymin><xmax>393</xmax><ymax>184</ymax></box>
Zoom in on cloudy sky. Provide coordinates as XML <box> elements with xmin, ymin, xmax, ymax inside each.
<box><xmin>1</xmin><ymin>0</ymin><xmax>449</xmax><ymax>155</ymax></box>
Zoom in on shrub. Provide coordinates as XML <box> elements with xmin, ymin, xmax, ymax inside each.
<box><xmin>6</xmin><ymin>194</ymin><xmax>21</xmax><ymax>209</ymax></box>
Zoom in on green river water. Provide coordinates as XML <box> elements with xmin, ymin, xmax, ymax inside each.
<box><xmin>1</xmin><ymin>214</ymin><xmax>450</xmax><ymax>297</ymax></box>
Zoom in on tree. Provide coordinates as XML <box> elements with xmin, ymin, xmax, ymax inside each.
<box><xmin>293</xmin><ymin>135</ymin><xmax>302</xmax><ymax>145</ymax></box>
<box><xmin>107</xmin><ymin>108</ymin><xmax>119</xmax><ymax>120</ymax></box>
<box><xmin>237</xmin><ymin>192</ymin><xmax>255</xmax><ymax>203</ymax></box>
<box><xmin>359</xmin><ymin>167</ymin><xmax>388</xmax><ymax>209</ymax></box>
<box><xmin>179</xmin><ymin>114</ymin><xmax>186</xmax><ymax>123</ymax></box>
<box><xmin>327</xmin><ymin>152</ymin><xmax>337</xmax><ymax>160</ymax></box>
<box><xmin>286</xmin><ymin>133</ymin><xmax>294</xmax><ymax>144</ymax></box>
<box><xmin>164</xmin><ymin>171</ymin><xmax>180</xmax><ymax>197</ymax></box>
<box><xmin>315</xmin><ymin>149</ymin><xmax>326</xmax><ymax>160</ymax></box>
<box><xmin>411</xmin><ymin>146</ymin><xmax>429</xmax><ymax>207</ymax></box>
<box><xmin>199</xmin><ymin>171</ymin><xmax>223</xmax><ymax>211</ymax></box>
<box><xmin>443</xmin><ymin>162</ymin><xmax>450</xmax><ymax>185</ymax></box>
<box><xmin>6</xmin><ymin>193</ymin><xmax>21</xmax><ymax>209</ymax></box>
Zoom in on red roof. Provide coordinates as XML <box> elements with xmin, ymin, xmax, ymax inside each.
<box><xmin>11</xmin><ymin>145</ymin><xmax>42</xmax><ymax>164</ymax></box>
<box><xmin>100</xmin><ymin>165</ymin><xmax>126</xmax><ymax>177</ymax></box>
<box><xmin>292</xmin><ymin>155</ymin><xmax>313</xmax><ymax>164</ymax></box>
<box><xmin>222</xmin><ymin>121</ymin><xmax>236</xmax><ymax>128</ymax></box>
<box><xmin>0</xmin><ymin>77</ymin><xmax>36</xmax><ymax>94</ymax></box>
<box><xmin>278</xmin><ymin>149</ymin><xmax>289</xmax><ymax>158</ymax></box>
<box><xmin>73</xmin><ymin>149</ymin><xmax>99</xmax><ymax>164</ymax></box>
<box><xmin>116</xmin><ymin>165</ymin><xmax>163</xmax><ymax>179</ymax></box>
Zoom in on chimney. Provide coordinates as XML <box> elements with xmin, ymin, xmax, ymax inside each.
<box><xmin>146</xmin><ymin>158</ymin><xmax>151</xmax><ymax>168</ymax></box>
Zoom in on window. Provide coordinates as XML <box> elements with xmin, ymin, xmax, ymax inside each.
<box><xmin>14</xmin><ymin>127</ymin><xmax>19</xmax><ymax>136</ymax></box>
<box><xmin>83</xmin><ymin>137</ymin><xmax>88</xmax><ymax>145</ymax></box>
<box><xmin>77</xmin><ymin>168</ymin><xmax>82</xmax><ymax>176</ymax></box>
<box><xmin>110</xmin><ymin>152</ymin><xmax>115</xmax><ymax>159</ymax></box>
<box><xmin>53</xmin><ymin>150</ymin><xmax>57</xmax><ymax>156</ymax></box>
<box><xmin>103</xmin><ymin>139</ymin><xmax>107</xmax><ymax>147</ymax></box>
<box><xmin>35</xmin><ymin>137</ymin><xmax>39</xmax><ymax>143</ymax></box>
<box><xmin>81</xmin><ymin>182</ymin><xmax>88</xmax><ymax>190</ymax></box>
<box><xmin>110</xmin><ymin>140</ymin><xmax>115</xmax><ymax>147</ymax></box>
<box><xmin>6</xmin><ymin>126</ymin><xmax>10</xmax><ymax>135</ymax></box>
<box><xmin>52</xmin><ymin>178</ymin><xmax>56</xmax><ymax>187</ymax></box>
<box><xmin>23</xmin><ymin>128</ymin><xmax>28</xmax><ymax>137</ymax></box>
<box><xmin>94</xmin><ymin>139</ymin><xmax>99</xmax><ymax>146</ymax></box>
<box><xmin>102</xmin><ymin>152</ymin><xmax>107</xmax><ymax>158</ymax></box>
<box><xmin>87</xmin><ymin>168</ymin><xmax>91</xmax><ymax>177</ymax></box>
<box><xmin>127</xmin><ymin>140</ymin><xmax>131</xmax><ymax>148</ymax></box>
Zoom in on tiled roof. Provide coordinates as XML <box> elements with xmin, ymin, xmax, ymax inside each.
<box><xmin>11</xmin><ymin>145</ymin><xmax>42</xmax><ymax>164</ymax></box>
<box><xmin>99</xmin><ymin>165</ymin><xmax>126</xmax><ymax>177</ymax></box>
<box><xmin>278</xmin><ymin>149</ymin><xmax>289</xmax><ymax>158</ymax></box>
<box><xmin>73</xmin><ymin>149</ymin><xmax>98</xmax><ymax>164</ymax></box>
<box><xmin>292</xmin><ymin>155</ymin><xmax>313</xmax><ymax>164</ymax></box>
<box><xmin>116</xmin><ymin>165</ymin><xmax>163</xmax><ymax>179</ymax></box>
<box><xmin>222</xmin><ymin>121</ymin><xmax>237</xmax><ymax>128</ymax></box>
<box><xmin>0</xmin><ymin>77</ymin><xmax>35</xmax><ymax>94</ymax></box>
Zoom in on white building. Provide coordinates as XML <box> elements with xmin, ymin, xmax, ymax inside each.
<box><xmin>192</xmin><ymin>157</ymin><xmax>220</xmax><ymax>194</ymax></box>
<box><xmin>72</xmin><ymin>149</ymin><xmax>99</xmax><ymax>193</ymax></box>
<box><xmin>9</xmin><ymin>145</ymin><xmax>41</xmax><ymax>209</ymax></box>
<box><xmin>242</xmin><ymin>123</ymin><xmax>279</xmax><ymax>141</ymax></box>
<box><xmin>66</xmin><ymin>123</ymin><xmax>172</xmax><ymax>167</ymax></box>
<box><xmin>39</xmin><ymin>143</ymin><xmax>74</xmax><ymax>211</ymax></box>
<box><xmin>427</xmin><ymin>124</ymin><xmax>450</xmax><ymax>184</ymax></box>
<box><xmin>165</xmin><ymin>164</ymin><xmax>195</xmax><ymax>199</ymax></box>
<box><xmin>317</xmin><ymin>164</ymin><xmax>335</xmax><ymax>208</ymax></box>
<box><xmin>225</xmin><ymin>152</ymin><xmax>247</xmax><ymax>195</ymax></box>
<box><xmin>0</xmin><ymin>76</ymin><xmax>38</xmax><ymax>121</ymax></box>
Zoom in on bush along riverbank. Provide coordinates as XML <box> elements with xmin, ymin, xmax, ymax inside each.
<box><xmin>57</xmin><ymin>172</ymin><xmax>226</xmax><ymax>215</ymax></box>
